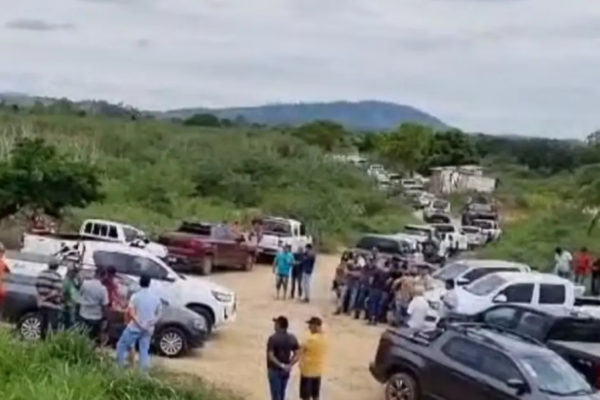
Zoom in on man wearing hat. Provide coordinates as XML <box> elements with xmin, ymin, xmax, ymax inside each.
<box><xmin>299</xmin><ymin>316</ymin><xmax>327</xmax><ymax>400</ymax></box>
<box><xmin>267</xmin><ymin>315</ymin><xmax>299</xmax><ymax>400</ymax></box>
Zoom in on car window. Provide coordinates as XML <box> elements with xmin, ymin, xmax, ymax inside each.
<box><xmin>462</xmin><ymin>267</ymin><xmax>519</xmax><ymax>284</ymax></box>
<box><xmin>432</xmin><ymin>263</ymin><xmax>469</xmax><ymax>281</ymax></box>
<box><xmin>483</xmin><ymin>307</ymin><xmax>519</xmax><ymax>329</ymax></box>
<box><xmin>84</xmin><ymin>223</ymin><xmax>93</xmax><ymax>234</ymax></box>
<box><xmin>108</xmin><ymin>225</ymin><xmax>118</xmax><ymax>239</ymax></box>
<box><xmin>465</xmin><ymin>274</ymin><xmax>507</xmax><ymax>296</ymax></box>
<box><xmin>92</xmin><ymin>223</ymin><xmax>101</xmax><ymax>236</ymax></box>
<box><xmin>123</xmin><ymin>227</ymin><xmax>139</xmax><ymax>243</ymax></box>
<box><xmin>520</xmin><ymin>355</ymin><xmax>592</xmax><ymax>396</ymax></box>
<box><xmin>515</xmin><ymin>311</ymin><xmax>548</xmax><ymax>340</ymax></box>
<box><xmin>299</xmin><ymin>224</ymin><xmax>306</xmax><ymax>236</ymax></box>
<box><xmin>93</xmin><ymin>251</ymin><xmax>168</xmax><ymax>280</ymax></box>
<box><xmin>442</xmin><ymin>338</ymin><xmax>522</xmax><ymax>382</ymax></box>
<box><xmin>132</xmin><ymin>256</ymin><xmax>168</xmax><ymax>280</ymax></box>
<box><xmin>500</xmin><ymin>283</ymin><xmax>534</xmax><ymax>303</ymax></box>
<box><xmin>539</xmin><ymin>284</ymin><xmax>566</xmax><ymax>305</ymax></box>
<box><xmin>98</xmin><ymin>224</ymin><xmax>108</xmax><ymax>237</ymax></box>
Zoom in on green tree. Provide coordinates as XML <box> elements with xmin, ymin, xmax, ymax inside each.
<box><xmin>292</xmin><ymin>120</ymin><xmax>347</xmax><ymax>151</ymax></box>
<box><xmin>0</xmin><ymin>138</ymin><xmax>102</xmax><ymax>218</ymax></box>
<box><xmin>379</xmin><ymin>123</ymin><xmax>434</xmax><ymax>173</ymax></box>
<box><xmin>426</xmin><ymin>129</ymin><xmax>479</xmax><ymax>168</ymax></box>
<box><xmin>183</xmin><ymin>113</ymin><xmax>221</xmax><ymax>127</ymax></box>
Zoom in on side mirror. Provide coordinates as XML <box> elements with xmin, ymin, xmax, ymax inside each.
<box><xmin>456</xmin><ymin>277</ymin><xmax>469</xmax><ymax>286</ymax></box>
<box><xmin>493</xmin><ymin>294</ymin><xmax>508</xmax><ymax>303</ymax></box>
<box><xmin>506</xmin><ymin>379</ymin><xmax>528</xmax><ymax>395</ymax></box>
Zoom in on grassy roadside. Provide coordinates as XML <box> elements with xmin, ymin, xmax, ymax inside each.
<box><xmin>0</xmin><ymin>330</ymin><xmax>237</xmax><ymax>400</ymax></box>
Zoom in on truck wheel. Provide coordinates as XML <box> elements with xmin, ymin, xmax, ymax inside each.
<box><xmin>156</xmin><ymin>326</ymin><xmax>188</xmax><ymax>358</ymax></box>
<box><xmin>385</xmin><ymin>372</ymin><xmax>418</xmax><ymax>400</ymax></box>
<box><xmin>18</xmin><ymin>312</ymin><xmax>43</xmax><ymax>341</ymax></box>
<box><xmin>244</xmin><ymin>255</ymin><xmax>255</xmax><ymax>271</ymax></box>
<box><xmin>201</xmin><ymin>256</ymin><xmax>213</xmax><ymax>275</ymax></box>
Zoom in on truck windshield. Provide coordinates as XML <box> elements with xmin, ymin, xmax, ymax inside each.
<box><xmin>432</xmin><ymin>200</ymin><xmax>448</xmax><ymax>210</ymax></box>
<box><xmin>474</xmin><ymin>220</ymin><xmax>493</xmax><ymax>229</ymax></box>
<box><xmin>464</xmin><ymin>274</ymin><xmax>507</xmax><ymax>296</ymax></box>
<box><xmin>520</xmin><ymin>355</ymin><xmax>592</xmax><ymax>396</ymax></box>
<box><xmin>432</xmin><ymin>263</ymin><xmax>468</xmax><ymax>281</ymax></box>
<box><xmin>461</xmin><ymin>227</ymin><xmax>479</xmax><ymax>234</ymax></box>
<box><xmin>263</xmin><ymin>220</ymin><xmax>292</xmax><ymax>236</ymax></box>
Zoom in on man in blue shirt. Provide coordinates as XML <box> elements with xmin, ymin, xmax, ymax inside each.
<box><xmin>273</xmin><ymin>244</ymin><xmax>294</xmax><ymax>300</ymax></box>
<box><xmin>300</xmin><ymin>244</ymin><xmax>316</xmax><ymax>303</ymax></box>
<box><xmin>115</xmin><ymin>274</ymin><xmax>162</xmax><ymax>370</ymax></box>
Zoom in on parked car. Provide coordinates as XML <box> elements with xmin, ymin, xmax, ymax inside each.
<box><xmin>454</xmin><ymin>272</ymin><xmax>586</xmax><ymax>316</ymax></box>
<box><xmin>460</xmin><ymin>225</ymin><xmax>487</xmax><ymax>248</ymax></box>
<box><xmin>370</xmin><ymin>323</ymin><xmax>598</xmax><ymax>400</ymax></box>
<box><xmin>351</xmin><ymin>234</ymin><xmax>413</xmax><ymax>262</ymax></box>
<box><xmin>403</xmin><ymin>224</ymin><xmax>435</xmax><ymax>238</ymax></box>
<box><xmin>424</xmin><ymin>199</ymin><xmax>451</xmax><ymax>221</ymax></box>
<box><xmin>431</xmin><ymin>224</ymin><xmax>469</xmax><ymax>251</ymax></box>
<box><xmin>8</xmin><ymin>247</ymin><xmax>236</xmax><ymax>334</ymax></box>
<box><xmin>257</xmin><ymin>217</ymin><xmax>312</xmax><ymax>257</ymax></box>
<box><xmin>400</xmin><ymin>178</ymin><xmax>424</xmax><ymax>191</ymax></box>
<box><xmin>22</xmin><ymin>219</ymin><xmax>168</xmax><ymax>260</ymax></box>
<box><xmin>462</xmin><ymin>202</ymin><xmax>499</xmax><ymax>225</ymax></box>
<box><xmin>158</xmin><ymin>221</ymin><xmax>257</xmax><ymax>275</ymax></box>
<box><xmin>472</xmin><ymin>219</ymin><xmax>502</xmax><ymax>241</ymax></box>
<box><xmin>470</xmin><ymin>304</ymin><xmax>600</xmax><ymax>388</ymax></box>
<box><xmin>2</xmin><ymin>272</ymin><xmax>206</xmax><ymax>357</ymax></box>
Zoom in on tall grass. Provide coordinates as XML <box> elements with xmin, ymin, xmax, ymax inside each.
<box><xmin>0</xmin><ymin>330</ymin><xmax>235</xmax><ymax>400</ymax></box>
<box><xmin>0</xmin><ymin>112</ymin><xmax>413</xmax><ymax>250</ymax></box>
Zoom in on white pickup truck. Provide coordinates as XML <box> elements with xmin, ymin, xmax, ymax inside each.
<box><xmin>22</xmin><ymin>219</ymin><xmax>168</xmax><ymax>259</ymax></box>
<box><xmin>8</xmin><ymin>242</ymin><xmax>236</xmax><ymax>333</ymax></box>
<box><xmin>453</xmin><ymin>271</ymin><xmax>588</xmax><ymax>316</ymax></box>
<box><xmin>258</xmin><ymin>217</ymin><xmax>312</xmax><ymax>256</ymax></box>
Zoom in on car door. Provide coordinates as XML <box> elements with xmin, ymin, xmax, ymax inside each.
<box><xmin>497</xmin><ymin>283</ymin><xmax>534</xmax><ymax>306</ymax></box>
<box><xmin>481</xmin><ymin>306</ymin><xmax>522</xmax><ymax>330</ymax></box>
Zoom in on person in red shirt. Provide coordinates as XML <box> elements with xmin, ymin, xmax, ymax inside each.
<box><xmin>574</xmin><ymin>247</ymin><xmax>593</xmax><ymax>292</ymax></box>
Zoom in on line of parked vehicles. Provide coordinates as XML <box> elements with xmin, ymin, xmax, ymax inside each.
<box><xmin>1</xmin><ymin>215</ymin><xmax>313</xmax><ymax>358</ymax></box>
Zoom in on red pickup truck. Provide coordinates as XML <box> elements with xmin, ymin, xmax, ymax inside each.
<box><xmin>158</xmin><ymin>222</ymin><xmax>257</xmax><ymax>275</ymax></box>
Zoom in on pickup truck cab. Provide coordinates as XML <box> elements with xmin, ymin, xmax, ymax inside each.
<box><xmin>351</xmin><ymin>234</ymin><xmax>414</xmax><ymax>262</ymax></box>
<box><xmin>23</xmin><ymin>219</ymin><xmax>168</xmax><ymax>260</ymax></box>
<box><xmin>400</xmin><ymin>178</ymin><xmax>424</xmax><ymax>191</ymax></box>
<box><xmin>370</xmin><ymin>323</ymin><xmax>597</xmax><ymax>400</ymax></box>
<box><xmin>8</xmin><ymin>245</ymin><xmax>236</xmax><ymax>333</ymax></box>
<box><xmin>424</xmin><ymin>199</ymin><xmax>451</xmax><ymax>222</ymax></box>
<box><xmin>471</xmin><ymin>304</ymin><xmax>600</xmax><ymax>388</ymax></box>
<box><xmin>455</xmin><ymin>272</ymin><xmax>584</xmax><ymax>316</ymax></box>
<box><xmin>431</xmin><ymin>224</ymin><xmax>469</xmax><ymax>251</ymax></box>
<box><xmin>258</xmin><ymin>217</ymin><xmax>312</xmax><ymax>257</ymax></box>
<box><xmin>158</xmin><ymin>221</ymin><xmax>257</xmax><ymax>275</ymax></box>
<box><xmin>460</xmin><ymin>225</ymin><xmax>486</xmax><ymax>248</ymax></box>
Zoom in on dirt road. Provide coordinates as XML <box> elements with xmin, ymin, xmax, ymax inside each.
<box><xmin>159</xmin><ymin>254</ymin><xmax>384</xmax><ymax>400</ymax></box>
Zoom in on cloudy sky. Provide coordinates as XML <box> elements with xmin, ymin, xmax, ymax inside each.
<box><xmin>2</xmin><ymin>0</ymin><xmax>600</xmax><ymax>137</ymax></box>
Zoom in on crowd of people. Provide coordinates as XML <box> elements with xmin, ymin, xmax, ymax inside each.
<box><xmin>554</xmin><ymin>246</ymin><xmax>600</xmax><ymax>295</ymax></box>
<box><xmin>34</xmin><ymin>257</ymin><xmax>162</xmax><ymax>370</ymax></box>
<box><xmin>332</xmin><ymin>248</ymin><xmax>441</xmax><ymax>328</ymax></box>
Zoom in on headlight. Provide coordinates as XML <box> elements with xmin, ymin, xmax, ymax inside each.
<box><xmin>212</xmin><ymin>290</ymin><xmax>233</xmax><ymax>303</ymax></box>
<box><xmin>193</xmin><ymin>318</ymin><xmax>207</xmax><ymax>331</ymax></box>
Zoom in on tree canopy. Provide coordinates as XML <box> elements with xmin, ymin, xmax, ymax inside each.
<box><xmin>291</xmin><ymin>120</ymin><xmax>349</xmax><ymax>151</ymax></box>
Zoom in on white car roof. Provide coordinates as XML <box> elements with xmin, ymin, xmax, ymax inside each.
<box><xmin>492</xmin><ymin>271</ymin><xmax>569</xmax><ymax>284</ymax></box>
<box><xmin>456</xmin><ymin>259</ymin><xmax>531</xmax><ymax>271</ymax></box>
<box><xmin>405</xmin><ymin>224</ymin><xmax>434</xmax><ymax>230</ymax></box>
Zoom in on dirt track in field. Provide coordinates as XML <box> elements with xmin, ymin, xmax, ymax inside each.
<box><xmin>159</xmin><ymin>254</ymin><xmax>384</xmax><ymax>400</ymax></box>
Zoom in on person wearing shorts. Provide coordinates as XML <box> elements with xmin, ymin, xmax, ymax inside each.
<box><xmin>273</xmin><ymin>245</ymin><xmax>294</xmax><ymax>300</ymax></box>
<box><xmin>299</xmin><ymin>317</ymin><xmax>327</xmax><ymax>400</ymax></box>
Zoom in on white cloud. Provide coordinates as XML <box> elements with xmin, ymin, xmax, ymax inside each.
<box><xmin>2</xmin><ymin>0</ymin><xmax>600</xmax><ymax>137</ymax></box>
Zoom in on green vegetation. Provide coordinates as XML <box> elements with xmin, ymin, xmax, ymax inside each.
<box><xmin>0</xmin><ymin>112</ymin><xmax>412</xmax><ymax>250</ymax></box>
<box><xmin>0</xmin><ymin>330</ymin><xmax>234</xmax><ymax>400</ymax></box>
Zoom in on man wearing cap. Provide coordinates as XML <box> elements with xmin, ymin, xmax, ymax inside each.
<box><xmin>267</xmin><ymin>315</ymin><xmax>299</xmax><ymax>400</ymax></box>
<box><xmin>299</xmin><ymin>317</ymin><xmax>327</xmax><ymax>400</ymax></box>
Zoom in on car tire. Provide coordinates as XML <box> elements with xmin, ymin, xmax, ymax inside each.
<box><xmin>156</xmin><ymin>326</ymin><xmax>188</xmax><ymax>358</ymax></box>
<box><xmin>244</xmin><ymin>254</ymin><xmax>255</xmax><ymax>271</ymax></box>
<box><xmin>187</xmin><ymin>305</ymin><xmax>213</xmax><ymax>336</ymax></box>
<box><xmin>201</xmin><ymin>256</ymin><xmax>213</xmax><ymax>275</ymax></box>
<box><xmin>385</xmin><ymin>372</ymin><xmax>418</xmax><ymax>400</ymax></box>
<box><xmin>18</xmin><ymin>311</ymin><xmax>43</xmax><ymax>341</ymax></box>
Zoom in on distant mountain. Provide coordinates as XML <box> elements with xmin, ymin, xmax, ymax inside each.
<box><xmin>157</xmin><ymin>101</ymin><xmax>448</xmax><ymax>131</ymax></box>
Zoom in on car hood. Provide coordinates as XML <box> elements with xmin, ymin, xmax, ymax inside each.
<box><xmin>174</xmin><ymin>276</ymin><xmax>234</xmax><ymax>296</ymax></box>
<box><xmin>453</xmin><ymin>286</ymin><xmax>491</xmax><ymax>315</ymax></box>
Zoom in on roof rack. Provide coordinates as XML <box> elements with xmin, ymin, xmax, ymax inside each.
<box><xmin>447</xmin><ymin>322</ymin><xmax>544</xmax><ymax>348</ymax></box>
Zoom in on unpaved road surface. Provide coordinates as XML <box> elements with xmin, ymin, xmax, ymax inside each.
<box><xmin>159</xmin><ymin>254</ymin><xmax>384</xmax><ymax>400</ymax></box>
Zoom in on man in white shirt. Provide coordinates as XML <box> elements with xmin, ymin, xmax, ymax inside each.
<box><xmin>554</xmin><ymin>247</ymin><xmax>573</xmax><ymax>279</ymax></box>
<box><xmin>406</xmin><ymin>285</ymin><xmax>429</xmax><ymax>330</ymax></box>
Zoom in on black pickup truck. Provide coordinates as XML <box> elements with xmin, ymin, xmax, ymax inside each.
<box><xmin>470</xmin><ymin>304</ymin><xmax>600</xmax><ymax>389</ymax></box>
<box><xmin>370</xmin><ymin>323</ymin><xmax>599</xmax><ymax>400</ymax></box>
<box><xmin>1</xmin><ymin>272</ymin><xmax>207</xmax><ymax>357</ymax></box>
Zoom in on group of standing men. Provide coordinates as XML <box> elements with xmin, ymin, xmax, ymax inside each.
<box><xmin>554</xmin><ymin>246</ymin><xmax>600</xmax><ymax>295</ymax></box>
<box><xmin>333</xmin><ymin>249</ymin><xmax>438</xmax><ymax>328</ymax></box>
<box><xmin>273</xmin><ymin>244</ymin><xmax>316</xmax><ymax>302</ymax></box>
<box><xmin>33</xmin><ymin>257</ymin><xmax>162</xmax><ymax>370</ymax></box>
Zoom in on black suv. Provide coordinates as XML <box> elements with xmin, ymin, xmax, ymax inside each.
<box><xmin>370</xmin><ymin>324</ymin><xmax>599</xmax><ymax>400</ymax></box>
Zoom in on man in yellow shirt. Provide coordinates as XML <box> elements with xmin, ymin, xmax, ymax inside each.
<box><xmin>299</xmin><ymin>316</ymin><xmax>327</xmax><ymax>400</ymax></box>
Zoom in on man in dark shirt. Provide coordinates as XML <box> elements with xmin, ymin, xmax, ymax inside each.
<box><xmin>353</xmin><ymin>259</ymin><xmax>376</xmax><ymax>319</ymax></box>
<box><xmin>267</xmin><ymin>316</ymin><xmax>299</xmax><ymax>400</ymax></box>
<box><xmin>35</xmin><ymin>259</ymin><xmax>63</xmax><ymax>338</ymax></box>
<box><xmin>367</xmin><ymin>264</ymin><xmax>390</xmax><ymax>325</ymax></box>
<box><xmin>291</xmin><ymin>250</ymin><xmax>304</xmax><ymax>300</ymax></box>
<box><xmin>300</xmin><ymin>244</ymin><xmax>316</xmax><ymax>303</ymax></box>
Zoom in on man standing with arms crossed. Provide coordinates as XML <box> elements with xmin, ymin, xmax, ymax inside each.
<box><xmin>299</xmin><ymin>316</ymin><xmax>327</xmax><ymax>400</ymax></box>
<box><xmin>266</xmin><ymin>315</ymin><xmax>299</xmax><ymax>400</ymax></box>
